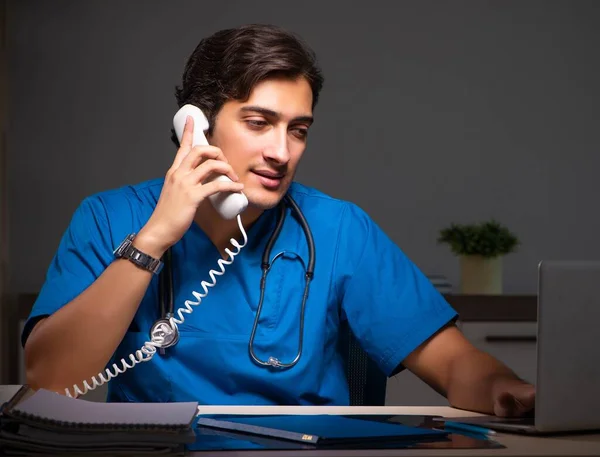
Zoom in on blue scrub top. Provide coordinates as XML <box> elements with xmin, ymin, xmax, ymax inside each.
<box><xmin>23</xmin><ymin>179</ymin><xmax>457</xmax><ymax>405</ymax></box>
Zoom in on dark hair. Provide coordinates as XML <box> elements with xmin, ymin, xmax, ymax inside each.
<box><xmin>172</xmin><ymin>24</ymin><xmax>324</xmax><ymax>143</ymax></box>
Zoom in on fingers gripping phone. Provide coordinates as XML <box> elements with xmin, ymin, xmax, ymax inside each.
<box><xmin>173</xmin><ymin>104</ymin><xmax>248</xmax><ymax>220</ymax></box>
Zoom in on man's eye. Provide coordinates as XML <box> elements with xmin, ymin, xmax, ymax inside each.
<box><xmin>292</xmin><ymin>128</ymin><xmax>308</xmax><ymax>139</ymax></box>
<box><xmin>246</xmin><ymin>120</ymin><xmax>268</xmax><ymax>128</ymax></box>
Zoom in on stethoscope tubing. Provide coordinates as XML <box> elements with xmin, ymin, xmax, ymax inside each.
<box><xmin>155</xmin><ymin>193</ymin><xmax>315</xmax><ymax>369</ymax></box>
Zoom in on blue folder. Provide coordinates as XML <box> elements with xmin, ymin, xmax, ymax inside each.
<box><xmin>196</xmin><ymin>414</ymin><xmax>447</xmax><ymax>446</ymax></box>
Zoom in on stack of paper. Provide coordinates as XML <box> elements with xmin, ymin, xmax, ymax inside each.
<box><xmin>0</xmin><ymin>387</ymin><xmax>198</xmax><ymax>456</ymax></box>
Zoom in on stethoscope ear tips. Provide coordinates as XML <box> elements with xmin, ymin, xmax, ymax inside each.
<box><xmin>150</xmin><ymin>318</ymin><xmax>180</xmax><ymax>349</ymax></box>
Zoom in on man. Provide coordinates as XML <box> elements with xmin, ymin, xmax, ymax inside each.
<box><xmin>23</xmin><ymin>24</ymin><xmax>534</xmax><ymax>416</ymax></box>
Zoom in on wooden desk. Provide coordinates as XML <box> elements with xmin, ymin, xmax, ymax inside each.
<box><xmin>0</xmin><ymin>385</ymin><xmax>600</xmax><ymax>457</ymax></box>
<box><xmin>189</xmin><ymin>405</ymin><xmax>600</xmax><ymax>457</ymax></box>
<box><xmin>3</xmin><ymin>387</ymin><xmax>600</xmax><ymax>457</ymax></box>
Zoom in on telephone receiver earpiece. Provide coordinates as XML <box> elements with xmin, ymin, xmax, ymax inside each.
<box><xmin>173</xmin><ymin>104</ymin><xmax>248</xmax><ymax>220</ymax></box>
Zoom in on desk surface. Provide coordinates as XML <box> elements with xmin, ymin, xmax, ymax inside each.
<box><xmin>193</xmin><ymin>405</ymin><xmax>600</xmax><ymax>457</ymax></box>
<box><xmin>2</xmin><ymin>386</ymin><xmax>600</xmax><ymax>457</ymax></box>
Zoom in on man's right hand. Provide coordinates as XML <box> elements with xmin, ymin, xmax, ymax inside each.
<box><xmin>134</xmin><ymin>115</ymin><xmax>243</xmax><ymax>258</ymax></box>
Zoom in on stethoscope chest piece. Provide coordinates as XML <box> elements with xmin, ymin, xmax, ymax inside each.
<box><xmin>150</xmin><ymin>317</ymin><xmax>180</xmax><ymax>350</ymax></box>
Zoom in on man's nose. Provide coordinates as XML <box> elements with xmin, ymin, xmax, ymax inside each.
<box><xmin>263</xmin><ymin>128</ymin><xmax>291</xmax><ymax>164</ymax></box>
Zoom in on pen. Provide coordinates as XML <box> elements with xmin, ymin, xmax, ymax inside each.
<box><xmin>442</xmin><ymin>421</ymin><xmax>497</xmax><ymax>437</ymax></box>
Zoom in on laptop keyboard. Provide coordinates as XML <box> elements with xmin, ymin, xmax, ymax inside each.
<box><xmin>487</xmin><ymin>416</ymin><xmax>535</xmax><ymax>425</ymax></box>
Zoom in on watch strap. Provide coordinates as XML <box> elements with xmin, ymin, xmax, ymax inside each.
<box><xmin>114</xmin><ymin>233</ymin><xmax>163</xmax><ymax>274</ymax></box>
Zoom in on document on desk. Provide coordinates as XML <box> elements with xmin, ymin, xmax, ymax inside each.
<box><xmin>196</xmin><ymin>414</ymin><xmax>448</xmax><ymax>446</ymax></box>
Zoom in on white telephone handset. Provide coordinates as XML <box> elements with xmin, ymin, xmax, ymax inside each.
<box><xmin>172</xmin><ymin>104</ymin><xmax>248</xmax><ymax>220</ymax></box>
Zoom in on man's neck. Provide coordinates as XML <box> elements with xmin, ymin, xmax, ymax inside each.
<box><xmin>194</xmin><ymin>200</ymin><xmax>264</xmax><ymax>258</ymax></box>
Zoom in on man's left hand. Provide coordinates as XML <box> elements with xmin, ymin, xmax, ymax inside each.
<box><xmin>493</xmin><ymin>380</ymin><xmax>536</xmax><ymax>417</ymax></box>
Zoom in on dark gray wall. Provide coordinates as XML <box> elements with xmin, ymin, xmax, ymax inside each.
<box><xmin>7</xmin><ymin>0</ymin><xmax>600</xmax><ymax>295</ymax></box>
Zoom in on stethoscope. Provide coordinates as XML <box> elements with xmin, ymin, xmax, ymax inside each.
<box><xmin>150</xmin><ymin>194</ymin><xmax>316</xmax><ymax>369</ymax></box>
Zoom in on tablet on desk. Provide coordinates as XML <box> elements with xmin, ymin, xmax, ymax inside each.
<box><xmin>190</xmin><ymin>414</ymin><xmax>505</xmax><ymax>452</ymax></box>
<box><xmin>196</xmin><ymin>414</ymin><xmax>448</xmax><ymax>446</ymax></box>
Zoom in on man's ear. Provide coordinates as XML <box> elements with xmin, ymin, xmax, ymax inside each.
<box><xmin>206</xmin><ymin>107</ymin><xmax>223</xmax><ymax>144</ymax></box>
<box><xmin>206</xmin><ymin>115</ymin><xmax>217</xmax><ymax>143</ymax></box>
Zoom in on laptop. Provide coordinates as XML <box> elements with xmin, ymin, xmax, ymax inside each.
<box><xmin>448</xmin><ymin>260</ymin><xmax>600</xmax><ymax>434</ymax></box>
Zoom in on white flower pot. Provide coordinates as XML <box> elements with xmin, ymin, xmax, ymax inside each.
<box><xmin>459</xmin><ymin>255</ymin><xmax>503</xmax><ymax>295</ymax></box>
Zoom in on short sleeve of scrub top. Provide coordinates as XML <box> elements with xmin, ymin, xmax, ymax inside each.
<box><xmin>21</xmin><ymin>196</ymin><xmax>117</xmax><ymax>346</ymax></box>
<box><xmin>335</xmin><ymin>202</ymin><xmax>458</xmax><ymax>377</ymax></box>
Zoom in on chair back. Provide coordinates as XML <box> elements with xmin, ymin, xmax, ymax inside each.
<box><xmin>340</xmin><ymin>321</ymin><xmax>388</xmax><ymax>406</ymax></box>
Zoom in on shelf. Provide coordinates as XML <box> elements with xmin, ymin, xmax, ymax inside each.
<box><xmin>443</xmin><ymin>294</ymin><xmax>537</xmax><ymax>322</ymax></box>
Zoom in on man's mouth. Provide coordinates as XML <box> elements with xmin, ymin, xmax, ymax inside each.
<box><xmin>252</xmin><ymin>170</ymin><xmax>285</xmax><ymax>189</ymax></box>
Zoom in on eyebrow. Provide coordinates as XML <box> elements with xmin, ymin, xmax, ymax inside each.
<box><xmin>240</xmin><ymin>105</ymin><xmax>314</xmax><ymax>125</ymax></box>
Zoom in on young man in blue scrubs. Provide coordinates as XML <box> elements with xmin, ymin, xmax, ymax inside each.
<box><xmin>22</xmin><ymin>24</ymin><xmax>534</xmax><ymax>417</ymax></box>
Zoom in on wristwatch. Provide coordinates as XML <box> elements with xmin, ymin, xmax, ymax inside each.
<box><xmin>114</xmin><ymin>233</ymin><xmax>163</xmax><ymax>274</ymax></box>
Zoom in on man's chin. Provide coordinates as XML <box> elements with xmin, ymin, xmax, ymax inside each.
<box><xmin>248</xmin><ymin>198</ymin><xmax>282</xmax><ymax>211</ymax></box>
<box><xmin>244</xmin><ymin>188</ymin><xmax>287</xmax><ymax>211</ymax></box>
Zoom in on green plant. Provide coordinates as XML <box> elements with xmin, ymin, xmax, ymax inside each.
<box><xmin>437</xmin><ymin>219</ymin><xmax>519</xmax><ymax>258</ymax></box>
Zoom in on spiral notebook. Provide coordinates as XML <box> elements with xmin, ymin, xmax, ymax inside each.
<box><xmin>1</xmin><ymin>386</ymin><xmax>198</xmax><ymax>433</ymax></box>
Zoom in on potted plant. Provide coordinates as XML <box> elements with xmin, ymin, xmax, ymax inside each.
<box><xmin>437</xmin><ymin>219</ymin><xmax>519</xmax><ymax>295</ymax></box>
